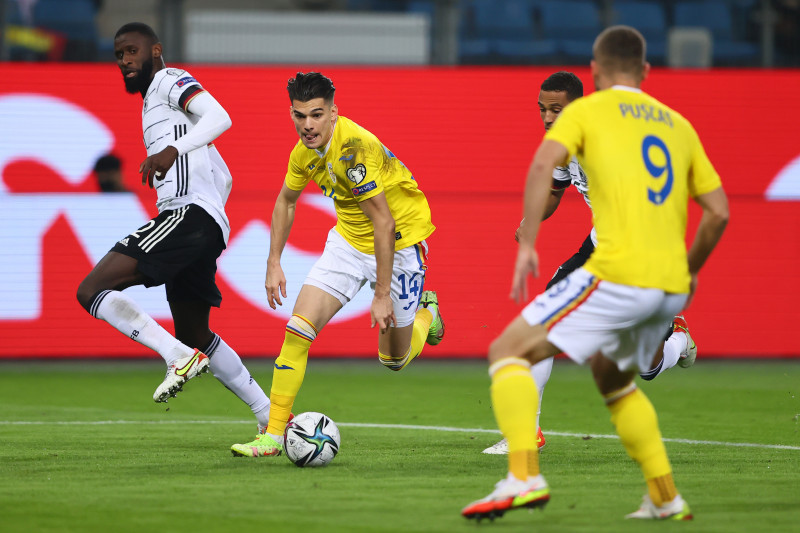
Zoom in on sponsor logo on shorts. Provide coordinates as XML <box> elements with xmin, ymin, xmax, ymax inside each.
<box><xmin>352</xmin><ymin>181</ymin><xmax>377</xmax><ymax>196</ymax></box>
<box><xmin>118</xmin><ymin>237</ymin><xmax>129</xmax><ymax>246</ymax></box>
<box><xmin>274</xmin><ymin>364</ymin><xmax>294</xmax><ymax>370</ymax></box>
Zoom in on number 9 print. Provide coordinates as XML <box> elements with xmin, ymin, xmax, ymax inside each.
<box><xmin>642</xmin><ymin>135</ymin><xmax>673</xmax><ymax>205</ymax></box>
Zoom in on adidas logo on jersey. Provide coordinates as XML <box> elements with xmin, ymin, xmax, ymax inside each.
<box><xmin>118</xmin><ymin>237</ymin><xmax>129</xmax><ymax>246</ymax></box>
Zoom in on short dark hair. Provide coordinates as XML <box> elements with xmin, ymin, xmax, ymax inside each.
<box><xmin>93</xmin><ymin>154</ymin><xmax>121</xmax><ymax>173</ymax></box>
<box><xmin>287</xmin><ymin>72</ymin><xmax>336</xmax><ymax>104</ymax></box>
<box><xmin>540</xmin><ymin>71</ymin><xmax>584</xmax><ymax>101</ymax></box>
<box><xmin>593</xmin><ymin>25</ymin><xmax>646</xmax><ymax>76</ymax></box>
<box><xmin>115</xmin><ymin>22</ymin><xmax>159</xmax><ymax>44</ymax></box>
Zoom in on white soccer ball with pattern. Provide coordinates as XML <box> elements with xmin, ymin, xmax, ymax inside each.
<box><xmin>284</xmin><ymin>411</ymin><xmax>341</xmax><ymax>467</ymax></box>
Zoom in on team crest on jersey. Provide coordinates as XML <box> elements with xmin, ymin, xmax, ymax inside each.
<box><xmin>326</xmin><ymin>162</ymin><xmax>337</xmax><ymax>184</ymax></box>
<box><xmin>346</xmin><ymin>163</ymin><xmax>367</xmax><ymax>185</ymax></box>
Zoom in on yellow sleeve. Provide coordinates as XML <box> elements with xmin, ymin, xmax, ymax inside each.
<box><xmin>687</xmin><ymin>126</ymin><xmax>722</xmax><ymax>197</ymax></box>
<box><xmin>284</xmin><ymin>143</ymin><xmax>310</xmax><ymax>191</ymax></box>
<box><xmin>544</xmin><ymin>101</ymin><xmax>585</xmax><ymax>158</ymax></box>
<box><xmin>341</xmin><ymin>137</ymin><xmax>385</xmax><ymax>202</ymax></box>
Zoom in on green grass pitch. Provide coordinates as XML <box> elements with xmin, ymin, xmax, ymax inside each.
<box><xmin>1</xmin><ymin>359</ymin><xmax>798</xmax><ymax>532</ymax></box>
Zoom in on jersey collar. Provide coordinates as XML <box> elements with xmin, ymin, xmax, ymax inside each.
<box><xmin>314</xmin><ymin>118</ymin><xmax>338</xmax><ymax>158</ymax></box>
<box><xmin>610</xmin><ymin>84</ymin><xmax>642</xmax><ymax>93</ymax></box>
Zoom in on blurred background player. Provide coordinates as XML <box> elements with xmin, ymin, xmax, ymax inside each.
<box><xmin>462</xmin><ymin>26</ymin><xmax>728</xmax><ymax>521</ymax></box>
<box><xmin>483</xmin><ymin>71</ymin><xmax>698</xmax><ymax>455</ymax></box>
<box><xmin>231</xmin><ymin>72</ymin><xmax>444</xmax><ymax>458</ymax></box>
<box><xmin>92</xmin><ymin>153</ymin><xmax>130</xmax><ymax>193</ymax></box>
<box><xmin>76</xmin><ymin>23</ymin><xmax>271</xmax><ymax>437</ymax></box>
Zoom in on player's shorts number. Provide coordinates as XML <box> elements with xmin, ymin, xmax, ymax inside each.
<box><xmin>642</xmin><ymin>135</ymin><xmax>673</xmax><ymax>205</ymax></box>
<box><xmin>398</xmin><ymin>272</ymin><xmax>421</xmax><ymax>310</ymax></box>
<box><xmin>130</xmin><ymin>220</ymin><xmax>156</xmax><ymax>239</ymax></box>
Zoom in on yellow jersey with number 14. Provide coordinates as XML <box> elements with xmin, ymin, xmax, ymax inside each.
<box><xmin>545</xmin><ymin>86</ymin><xmax>722</xmax><ymax>293</ymax></box>
<box><xmin>285</xmin><ymin>116</ymin><xmax>435</xmax><ymax>255</ymax></box>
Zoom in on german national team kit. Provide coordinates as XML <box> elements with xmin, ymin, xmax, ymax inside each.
<box><xmin>112</xmin><ymin>69</ymin><xmax>232</xmax><ymax>306</ymax></box>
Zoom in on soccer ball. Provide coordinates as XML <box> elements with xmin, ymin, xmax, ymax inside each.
<box><xmin>283</xmin><ymin>411</ymin><xmax>341</xmax><ymax>467</ymax></box>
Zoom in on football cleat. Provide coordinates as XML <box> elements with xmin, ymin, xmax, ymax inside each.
<box><xmin>672</xmin><ymin>315</ymin><xmax>697</xmax><ymax>368</ymax></box>
<box><xmin>231</xmin><ymin>432</ymin><xmax>284</xmax><ymax>458</ymax></box>
<box><xmin>462</xmin><ymin>473</ymin><xmax>550</xmax><ymax>521</ymax></box>
<box><xmin>153</xmin><ymin>349</ymin><xmax>209</xmax><ymax>403</ymax></box>
<box><xmin>482</xmin><ymin>427</ymin><xmax>546</xmax><ymax>455</ymax></box>
<box><xmin>626</xmin><ymin>494</ymin><xmax>693</xmax><ymax>520</ymax></box>
<box><xmin>418</xmin><ymin>290</ymin><xmax>444</xmax><ymax>345</ymax></box>
<box><xmin>482</xmin><ymin>438</ymin><xmax>509</xmax><ymax>455</ymax></box>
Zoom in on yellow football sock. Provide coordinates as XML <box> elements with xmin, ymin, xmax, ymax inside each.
<box><xmin>508</xmin><ymin>449</ymin><xmax>540</xmax><ymax>478</ymax></box>
<box><xmin>380</xmin><ymin>307</ymin><xmax>433</xmax><ymax>371</ymax></box>
<box><xmin>266</xmin><ymin>315</ymin><xmax>315</xmax><ymax>435</ymax></box>
<box><xmin>267</xmin><ymin>393</ymin><xmax>295</xmax><ymax>437</ymax></box>
<box><xmin>647</xmin><ymin>474</ymin><xmax>678</xmax><ymax>507</ymax></box>
<box><xmin>606</xmin><ymin>386</ymin><xmax>675</xmax><ymax>505</ymax></box>
<box><xmin>489</xmin><ymin>357</ymin><xmax>538</xmax><ymax>480</ymax></box>
<box><xmin>408</xmin><ymin>306</ymin><xmax>433</xmax><ymax>362</ymax></box>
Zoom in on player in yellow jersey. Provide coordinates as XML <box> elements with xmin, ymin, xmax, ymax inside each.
<box><xmin>231</xmin><ymin>72</ymin><xmax>444</xmax><ymax>457</ymax></box>
<box><xmin>483</xmin><ymin>71</ymin><xmax>699</xmax><ymax>456</ymax></box>
<box><xmin>462</xmin><ymin>26</ymin><xmax>728</xmax><ymax>521</ymax></box>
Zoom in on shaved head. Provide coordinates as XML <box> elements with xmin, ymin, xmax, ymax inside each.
<box><xmin>593</xmin><ymin>25</ymin><xmax>647</xmax><ymax>78</ymax></box>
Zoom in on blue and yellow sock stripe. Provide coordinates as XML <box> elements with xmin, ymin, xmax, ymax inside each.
<box><xmin>285</xmin><ymin>313</ymin><xmax>317</xmax><ymax>342</ymax></box>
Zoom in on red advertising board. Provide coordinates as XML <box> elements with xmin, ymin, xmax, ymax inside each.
<box><xmin>0</xmin><ymin>64</ymin><xmax>798</xmax><ymax>358</ymax></box>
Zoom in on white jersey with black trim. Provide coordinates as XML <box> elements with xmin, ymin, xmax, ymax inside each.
<box><xmin>552</xmin><ymin>156</ymin><xmax>597</xmax><ymax>246</ymax></box>
<box><xmin>141</xmin><ymin>68</ymin><xmax>232</xmax><ymax>244</ymax></box>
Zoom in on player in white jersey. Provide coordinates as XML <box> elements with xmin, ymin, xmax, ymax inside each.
<box><xmin>76</xmin><ymin>23</ymin><xmax>272</xmax><ymax>439</ymax></box>
<box><xmin>483</xmin><ymin>71</ymin><xmax>697</xmax><ymax>455</ymax></box>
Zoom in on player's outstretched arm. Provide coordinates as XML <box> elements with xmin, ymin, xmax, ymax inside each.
<box><xmin>265</xmin><ymin>184</ymin><xmax>302</xmax><ymax>309</ymax></box>
<box><xmin>542</xmin><ymin>187</ymin><xmax>566</xmax><ymax>221</ymax></box>
<box><xmin>685</xmin><ymin>186</ymin><xmax>729</xmax><ymax>309</ymax></box>
<box><xmin>511</xmin><ymin>139</ymin><xmax>568</xmax><ymax>303</ymax></box>
<box><xmin>520</xmin><ymin>140</ymin><xmax>569</xmax><ymax>247</ymax></box>
<box><xmin>359</xmin><ymin>192</ymin><xmax>397</xmax><ymax>333</ymax></box>
<box><xmin>515</xmin><ymin>188</ymin><xmax>567</xmax><ymax>242</ymax></box>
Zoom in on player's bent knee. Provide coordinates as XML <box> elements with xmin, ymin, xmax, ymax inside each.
<box><xmin>285</xmin><ymin>314</ymin><xmax>318</xmax><ymax>345</ymax></box>
<box><xmin>76</xmin><ymin>287</ymin><xmax>89</xmax><ymax>311</ymax></box>
<box><xmin>487</xmin><ymin>338</ymin><xmax>507</xmax><ymax>364</ymax></box>
<box><xmin>76</xmin><ymin>285</ymin><xmax>102</xmax><ymax>314</ymax></box>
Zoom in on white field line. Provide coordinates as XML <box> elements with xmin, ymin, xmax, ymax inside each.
<box><xmin>1</xmin><ymin>419</ymin><xmax>799</xmax><ymax>451</ymax></box>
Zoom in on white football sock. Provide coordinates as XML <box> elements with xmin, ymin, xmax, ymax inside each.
<box><xmin>659</xmin><ymin>332</ymin><xmax>686</xmax><ymax>375</ymax></box>
<box><xmin>531</xmin><ymin>357</ymin><xmax>553</xmax><ymax>429</ymax></box>
<box><xmin>204</xmin><ymin>333</ymin><xmax>270</xmax><ymax>426</ymax></box>
<box><xmin>90</xmin><ymin>290</ymin><xmax>193</xmax><ymax>365</ymax></box>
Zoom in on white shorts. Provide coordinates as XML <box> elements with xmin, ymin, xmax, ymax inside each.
<box><xmin>304</xmin><ymin>228</ymin><xmax>428</xmax><ymax>327</ymax></box>
<box><xmin>521</xmin><ymin>268</ymin><xmax>687</xmax><ymax>373</ymax></box>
